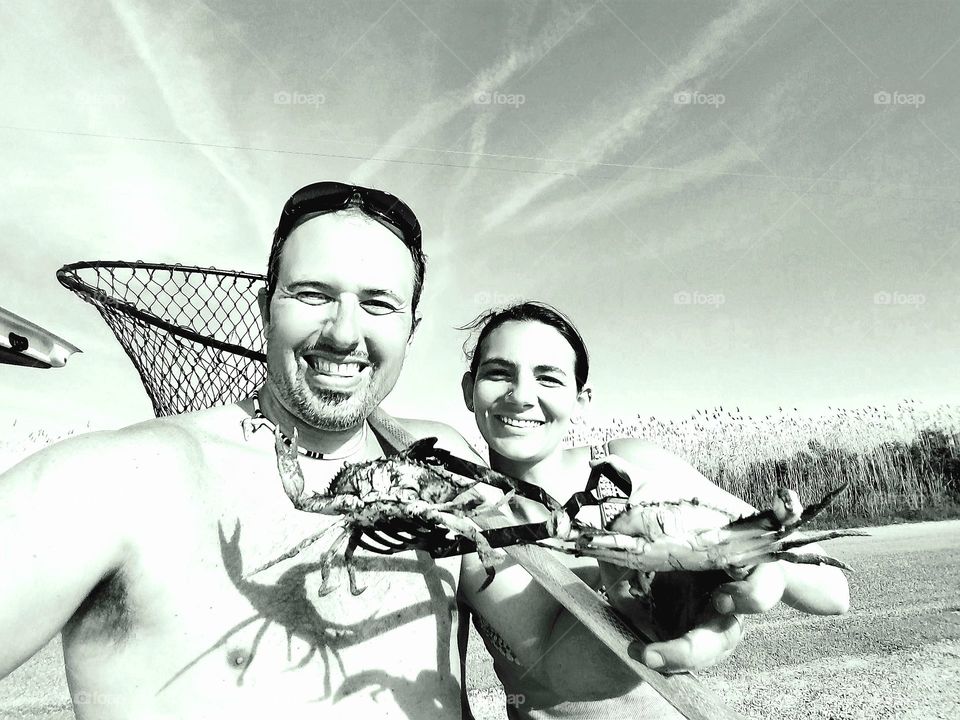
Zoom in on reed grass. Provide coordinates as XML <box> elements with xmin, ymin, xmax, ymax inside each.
<box><xmin>557</xmin><ymin>400</ymin><xmax>960</xmax><ymax>526</ymax></box>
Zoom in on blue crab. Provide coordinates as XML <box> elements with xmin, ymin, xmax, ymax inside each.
<box><xmin>247</xmin><ymin>429</ymin><xmax>566</xmax><ymax>595</ymax></box>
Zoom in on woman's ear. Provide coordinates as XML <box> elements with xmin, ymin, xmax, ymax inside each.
<box><xmin>572</xmin><ymin>386</ymin><xmax>592</xmax><ymax>424</ymax></box>
<box><xmin>460</xmin><ymin>371</ymin><xmax>476</xmax><ymax>412</ymax></box>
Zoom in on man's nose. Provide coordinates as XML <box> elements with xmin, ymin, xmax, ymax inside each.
<box><xmin>322</xmin><ymin>296</ymin><xmax>361</xmax><ymax>349</ymax></box>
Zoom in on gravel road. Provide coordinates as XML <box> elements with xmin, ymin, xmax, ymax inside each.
<box><xmin>3</xmin><ymin>520</ymin><xmax>958</xmax><ymax>720</ymax></box>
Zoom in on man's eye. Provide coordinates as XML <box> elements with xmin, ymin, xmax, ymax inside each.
<box><xmin>481</xmin><ymin>370</ymin><xmax>511</xmax><ymax>380</ymax></box>
<box><xmin>362</xmin><ymin>300</ymin><xmax>401</xmax><ymax>316</ymax></box>
<box><xmin>296</xmin><ymin>291</ymin><xmax>333</xmax><ymax>304</ymax></box>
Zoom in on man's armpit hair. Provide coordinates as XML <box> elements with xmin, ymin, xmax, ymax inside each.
<box><xmin>64</xmin><ymin>569</ymin><xmax>134</xmax><ymax>644</ymax></box>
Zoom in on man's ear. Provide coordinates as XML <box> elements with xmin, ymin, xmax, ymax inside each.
<box><xmin>460</xmin><ymin>371</ymin><xmax>476</xmax><ymax>412</ymax></box>
<box><xmin>257</xmin><ymin>288</ymin><xmax>270</xmax><ymax>328</ymax></box>
<box><xmin>403</xmin><ymin>315</ymin><xmax>421</xmax><ymax>361</ymax></box>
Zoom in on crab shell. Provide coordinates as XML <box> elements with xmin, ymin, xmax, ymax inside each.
<box><xmin>327</xmin><ymin>456</ymin><xmax>483</xmax><ymax>505</ymax></box>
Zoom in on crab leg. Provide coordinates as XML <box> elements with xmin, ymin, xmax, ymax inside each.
<box><xmin>403</xmin><ymin>438</ymin><xmax>565</xmax><ymax>513</ymax></box>
<box><xmin>542</xmin><ymin>485</ymin><xmax>868</xmax><ymax>574</ymax></box>
<box><xmin>549</xmin><ymin>524</ymin><xmax>867</xmax><ymax>573</ymax></box>
<box><xmin>246</xmin><ymin>522</ymin><xmax>351</xmax><ymax>577</ymax></box>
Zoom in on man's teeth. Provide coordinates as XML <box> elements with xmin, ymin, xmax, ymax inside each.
<box><xmin>306</xmin><ymin>357</ymin><xmax>364</xmax><ymax>376</ymax></box>
<box><xmin>499</xmin><ymin>416</ymin><xmax>544</xmax><ymax>428</ymax></box>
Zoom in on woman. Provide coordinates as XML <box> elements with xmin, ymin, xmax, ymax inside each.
<box><xmin>458</xmin><ymin>301</ymin><xmax>850</xmax><ymax>719</ymax></box>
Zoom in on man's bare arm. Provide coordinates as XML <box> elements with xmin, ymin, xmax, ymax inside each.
<box><xmin>0</xmin><ymin>431</ymin><xmax>135</xmax><ymax>677</ymax></box>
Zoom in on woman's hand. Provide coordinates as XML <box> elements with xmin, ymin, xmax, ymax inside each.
<box><xmin>590</xmin><ymin>453</ymin><xmax>789</xmax><ymax>673</ymax></box>
<box><xmin>601</xmin><ymin>559</ymin><xmax>789</xmax><ymax>673</ymax></box>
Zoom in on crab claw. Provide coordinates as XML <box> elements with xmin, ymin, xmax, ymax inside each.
<box><xmin>275</xmin><ymin>426</ymin><xmax>306</xmax><ymax>502</ymax></box>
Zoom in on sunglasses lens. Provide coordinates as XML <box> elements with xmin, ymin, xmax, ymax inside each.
<box><xmin>288</xmin><ymin>182</ymin><xmax>352</xmax><ymax>213</ymax></box>
<box><xmin>279</xmin><ymin>183</ymin><xmax>421</xmax><ymax>249</ymax></box>
<box><xmin>363</xmin><ymin>189</ymin><xmax>421</xmax><ymax>248</ymax></box>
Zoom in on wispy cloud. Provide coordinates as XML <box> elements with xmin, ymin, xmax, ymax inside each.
<box><xmin>481</xmin><ymin>0</ymin><xmax>778</xmax><ymax>231</ymax></box>
<box><xmin>352</xmin><ymin>5</ymin><xmax>597</xmax><ymax>185</ymax></box>
<box><xmin>509</xmin><ymin>72</ymin><xmax>802</xmax><ymax>243</ymax></box>
<box><xmin>106</xmin><ymin>0</ymin><xmax>265</xmax><ymax>229</ymax></box>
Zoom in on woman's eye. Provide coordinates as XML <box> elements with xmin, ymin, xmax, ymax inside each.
<box><xmin>538</xmin><ymin>375</ymin><xmax>564</xmax><ymax>386</ymax></box>
<box><xmin>482</xmin><ymin>369</ymin><xmax>510</xmax><ymax>380</ymax></box>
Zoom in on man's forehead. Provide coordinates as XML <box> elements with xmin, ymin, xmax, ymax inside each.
<box><xmin>278</xmin><ymin>213</ymin><xmax>415</xmax><ymax>297</ymax></box>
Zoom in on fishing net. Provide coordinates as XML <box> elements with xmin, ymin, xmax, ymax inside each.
<box><xmin>57</xmin><ymin>261</ymin><xmax>267</xmax><ymax>417</ymax></box>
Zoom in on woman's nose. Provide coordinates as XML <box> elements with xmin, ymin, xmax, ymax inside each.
<box><xmin>506</xmin><ymin>374</ymin><xmax>537</xmax><ymax>406</ymax></box>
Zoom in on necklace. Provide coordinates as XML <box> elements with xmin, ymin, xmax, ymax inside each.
<box><xmin>244</xmin><ymin>391</ymin><xmax>368</xmax><ymax>460</ymax></box>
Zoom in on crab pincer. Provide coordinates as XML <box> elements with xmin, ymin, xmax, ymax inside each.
<box><xmin>540</xmin><ymin>483</ymin><xmax>868</xmax><ymax>576</ymax></box>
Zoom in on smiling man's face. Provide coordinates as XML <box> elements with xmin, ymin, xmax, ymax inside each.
<box><xmin>262</xmin><ymin>210</ymin><xmax>416</xmax><ymax>431</ymax></box>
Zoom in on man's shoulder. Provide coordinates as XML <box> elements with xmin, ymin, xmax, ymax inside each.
<box><xmin>28</xmin><ymin>404</ymin><xmax>243</xmax><ymax>476</ymax></box>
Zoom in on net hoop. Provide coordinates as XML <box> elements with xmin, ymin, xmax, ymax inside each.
<box><xmin>57</xmin><ymin>260</ymin><xmax>268</xmax><ymax>416</ymax></box>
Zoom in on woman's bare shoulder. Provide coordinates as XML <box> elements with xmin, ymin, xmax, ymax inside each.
<box><xmin>564</xmin><ymin>437</ymin><xmax>663</xmax><ymax>462</ymax></box>
<box><xmin>604</xmin><ymin>436</ymin><xmax>663</xmax><ymax>459</ymax></box>
<box><xmin>391</xmin><ymin>417</ymin><xmax>486</xmax><ymax>461</ymax></box>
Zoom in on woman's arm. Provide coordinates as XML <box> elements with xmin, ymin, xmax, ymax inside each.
<box><xmin>603</xmin><ymin>438</ymin><xmax>851</xmax><ymax>617</ymax></box>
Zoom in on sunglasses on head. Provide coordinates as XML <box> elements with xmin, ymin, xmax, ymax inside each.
<box><xmin>277</xmin><ymin>182</ymin><xmax>422</xmax><ymax>249</ymax></box>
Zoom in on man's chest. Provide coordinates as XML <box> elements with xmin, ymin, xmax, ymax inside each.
<box><xmin>120</xmin><ymin>439</ymin><xmax>461</xmax><ymax>636</ymax></box>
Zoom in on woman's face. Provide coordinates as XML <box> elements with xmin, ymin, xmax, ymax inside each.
<box><xmin>463</xmin><ymin>320</ymin><xmax>589</xmax><ymax>466</ymax></box>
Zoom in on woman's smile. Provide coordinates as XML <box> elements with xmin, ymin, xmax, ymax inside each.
<box><xmin>494</xmin><ymin>414</ymin><xmax>546</xmax><ymax>431</ymax></box>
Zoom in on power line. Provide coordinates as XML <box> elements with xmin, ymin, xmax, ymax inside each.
<box><xmin>3</xmin><ymin>123</ymin><xmax>959</xmax><ymax>202</ymax></box>
<box><xmin>0</xmin><ymin>124</ymin><xmax>580</xmax><ymax>179</ymax></box>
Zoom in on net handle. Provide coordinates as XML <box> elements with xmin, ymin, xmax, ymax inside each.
<box><xmin>56</xmin><ymin>261</ymin><xmax>267</xmax><ymax>363</ymax></box>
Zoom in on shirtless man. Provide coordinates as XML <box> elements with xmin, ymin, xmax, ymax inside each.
<box><xmin>1</xmin><ymin>182</ymin><xmax>759</xmax><ymax>719</ymax></box>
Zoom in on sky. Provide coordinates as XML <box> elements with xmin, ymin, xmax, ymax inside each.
<box><xmin>1</xmin><ymin>0</ymin><xmax>959</xmax><ymax>442</ymax></box>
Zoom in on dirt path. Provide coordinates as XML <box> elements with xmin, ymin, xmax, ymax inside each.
<box><xmin>697</xmin><ymin>520</ymin><xmax>960</xmax><ymax>720</ymax></box>
<box><xmin>468</xmin><ymin>520</ymin><xmax>960</xmax><ymax>720</ymax></box>
<box><xmin>2</xmin><ymin>521</ymin><xmax>959</xmax><ymax>719</ymax></box>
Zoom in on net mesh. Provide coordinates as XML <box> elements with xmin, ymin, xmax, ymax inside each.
<box><xmin>57</xmin><ymin>261</ymin><xmax>267</xmax><ymax>417</ymax></box>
